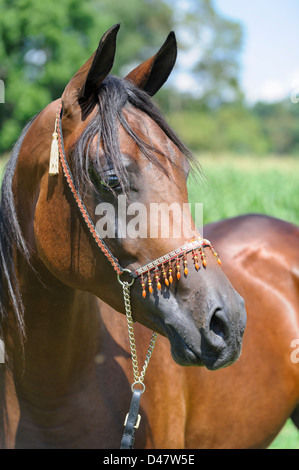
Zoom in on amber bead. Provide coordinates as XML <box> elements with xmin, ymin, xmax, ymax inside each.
<box><xmin>169</xmin><ymin>266</ymin><xmax>173</xmax><ymax>284</ymax></box>
<box><xmin>148</xmin><ymin>276</ymin><xmax>153</xmax><ymax>293</ymax></box>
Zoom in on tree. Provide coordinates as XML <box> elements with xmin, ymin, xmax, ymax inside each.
<box><xmin>164</xmin><ymin>0</ymin><xmax>243</xmax><ymax>106</ymax></box>
<box><xmin>0</xmin><ymin>0</ymin><xmax>175</xmax><ymax>152</ymax></box>
<box><xmin>253</xmin><ymin>100</ymin><xmax>299</xmax><ymax>155</ymax></box>
<box><xmin>0</xmin><ymin>0</ymin><xmax>243</xmax><ymax>153</ymax></box>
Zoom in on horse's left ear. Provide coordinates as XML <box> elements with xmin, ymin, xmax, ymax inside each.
<box><xmin>62</xmin><ymin>24</ymin><xmax>120</xmax><ymax>115</ymax></box>
<box><xmin>80</xmin><ymin>24</ymin><xmax>120</xmax><ymax>102</ymax></box>
<box><xmin>125</xmin><ymin>32</ymin><xmax>177</xmax><ymax>96</ymax></box>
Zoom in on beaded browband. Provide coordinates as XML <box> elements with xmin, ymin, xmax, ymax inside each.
<box><xmin>49</xmin><ymin>102</ymin><xmax>221</xmax><ymax>298</ymax></box>
<box><xmin>134</xmin><ymin>238</ymin><xmax>221</xmax><ymax>298</ymax></box>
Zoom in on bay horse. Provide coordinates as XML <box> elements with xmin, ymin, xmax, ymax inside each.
<box><xmin>0</xmin><ymin>25</ymin><xmax>246</xmax><ymax>448</ymax></box>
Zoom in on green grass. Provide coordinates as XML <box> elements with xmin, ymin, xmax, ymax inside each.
<box><xmin>269</xmin><ymin>420</ymin><xmax>299</xmax><ymax>449</ymax></box>
<box><xmin>188</xmin><ymin>154</ymin><xmax>299</xmax><ymax>226</ymax></box>
<box><xmin>0</xmin><ymin>155</ymin><xmax>8</xmax><ymax>182</ymax></box>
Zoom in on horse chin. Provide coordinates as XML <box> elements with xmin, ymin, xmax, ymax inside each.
<box><xmin>170</xmin><ymin>342</ymin><xmax>205</xmax><ymax>367</ymax></box>
<box><xmin>165</xmin><ymin>327</ymin><xmax>205</xmax><ymax>367</ymax></box>
<box><xmin>200</xmin><ymin>349</ymin><xmax>242</xmax><ymax>371</ymax></box>
<box><xmin>170</xmin><ymin>341</ymin><xmax>241</xmax><ymax>370</ymax></box>
<box><xmin>167</xmin><ymin>327</ymin><xmax>243</xmax><ymax>370</ymax></box>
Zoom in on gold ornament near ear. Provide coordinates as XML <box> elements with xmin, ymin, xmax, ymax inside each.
<box><xmin>49</xmin><ymin>118</ymin><xmax>59</xmax><ymax>175</ymax></box>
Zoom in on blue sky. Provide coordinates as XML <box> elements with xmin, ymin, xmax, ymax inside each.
<box><xmin>214</xmin><ymin>0</ymin><xmax>299</xmax><ymax>103</ymax></box>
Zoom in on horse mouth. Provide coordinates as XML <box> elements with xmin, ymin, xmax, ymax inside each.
<box><xmin>165</xmin><ymin>325</ymin><xmax>204</xmax><ymax>367</ymax></box>
<box><xmin>165</xmin><ymin>325</ymin><xmax>242</xmax><ymax>370</ymax></box>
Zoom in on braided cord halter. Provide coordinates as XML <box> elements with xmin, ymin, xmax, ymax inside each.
<box><xmin>51</xmin><ymin>102</ymin><xmax>221</xmax><ymax>290</ymax></box>
<box><xmin>49</xmin><ymin>101</ymin><xmax>221</xmax><ymax>448</ymax></box>
<box><xmin>54</xmin><ymin>103</ymin><xmax>123</xmax><ymax>275</ymax></box>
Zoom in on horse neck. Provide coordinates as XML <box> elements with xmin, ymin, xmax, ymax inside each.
<box><xmin>11</xmin><ymin>249</ymin><xmax>102</xmax><ymax>403</ymax></box>
<box><xmin>6</xmin><ymin>103</ymin><xmax>102</xmax><ymax>399</ymax></box>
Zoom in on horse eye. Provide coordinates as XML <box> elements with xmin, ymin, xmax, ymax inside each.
<box><xmin>89</xmin><ymin>166</ymin><xmax>121</xmax><ymax>191</ymax></box>
<box><xmin>100</xmin><ymin>175</ymin><xmax>120</xmax><ymax>190</ymax></box>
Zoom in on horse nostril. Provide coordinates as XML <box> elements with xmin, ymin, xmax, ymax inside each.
<box><xmin>209</xmin><ymin>308</ymin><xmax>228</xmax><ymax>340</ymax></box>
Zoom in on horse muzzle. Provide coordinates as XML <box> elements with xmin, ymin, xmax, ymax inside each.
<box><xmin>160</xmin><ymin>279</ymin><xmax>247</xmax><ymax>370</ymax></box>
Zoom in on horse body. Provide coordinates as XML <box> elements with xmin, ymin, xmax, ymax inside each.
<box><xmin>199</xmin><ymin>214</ymin><xmax>299</xmax><ymax>448</ymax></box>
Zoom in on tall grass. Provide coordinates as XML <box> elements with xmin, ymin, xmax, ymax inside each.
<box><xmin>188</xmin><ymin>154</ymin><xmax>299</xmax><ymax>227</ymax></box>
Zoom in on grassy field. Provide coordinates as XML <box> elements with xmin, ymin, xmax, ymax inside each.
<box><xmin>188</xmin><ymin>154</ymin><xmax>299</xmax><ymax>227</ymax></box>
<box><xmin>188</xmin><ymin>154</ymin><xmax>299</xmax><ymax>449</ymax></box>
<box><xmin>0</xmin><ymin>153</ymin><xmax>298</xmax><ymax>448</ymax></box>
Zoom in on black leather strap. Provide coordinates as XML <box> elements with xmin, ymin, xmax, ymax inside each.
<box><xmin>120</xmin><ymin>389</ymin><xmax>142</xmax><ymax>449</ymax></box>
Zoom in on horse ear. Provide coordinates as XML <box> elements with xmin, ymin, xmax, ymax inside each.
<box><xmin>62</xmin><ymin>24</ymin><xmax>120</xmax><ymax>113</ymax></box>
<box><xmin>125</xmin><ymin>32</ymin><xmax>177</xmax><ymax>96</ymax></box>
<box><xmin>80</xmin><ymin>24</ymin><xmax>120</xmax><ymax>101</ymax></box>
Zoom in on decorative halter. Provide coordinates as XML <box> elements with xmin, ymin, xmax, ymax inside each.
<box><xmin>49</xmin><ymin>101</ymin><xmax>222</xmax><ymax>448</ymax></box>
<box><xmin>50</xmin><ymin>103</ymin><xmax>221</xmax><ymax>292</ymax></box>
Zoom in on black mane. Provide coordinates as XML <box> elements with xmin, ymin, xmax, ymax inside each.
<box><xmin>0</xmin><ymin>118</ymin><xmax>38</xmax><ymax>344</ymax></box>
<box><xmin>0</xmin><ymin>116</ymin><xmax>38</xmax><ymax>447</ymax></box>
<box><xmin>72</xmin><ymin>76</ymin><xmax>197</xmax><ymax>193</ymax></box>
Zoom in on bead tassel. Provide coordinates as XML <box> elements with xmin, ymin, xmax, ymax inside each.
<box><xmin>210</xmin><ymin>244</ymin><xmax>222</xmax><ymax>266</ymax></box>
<box><xmin>141</xmin><ymin>274</ymin><xmax>146</xmax><ymax>298</ymax></box>
<box><xmin>162</xmin><ymin>264</ymin><xmax>169</xmax><ymax>286</ymax></box>
<box><xmin>49</xmin><ymin>130</ymin><xmax>59</xmax><ymax>175</ymax></box>
<box><xmin>176</xmin><ymin>258</ymin><xmax>181</xmax><ymax>280</ymax></box>
<box><xmin>193</xmin><ymin>250</ymin><xmax>200</xmax><ymax>270</ymax></box>
<box><xmin>199</xmin><ymin>247</ymin><xmax>207</xmax><ymax>267</ymax></box>
<box><xmin>183</xmin><ymin>255</ymin><xmax>188</xmax><ymax>276</ymax></box>
<box><xmin>168</xmin><ymin>261</ymin><xmax>173</xmax><ymax>284</ymax></box>
<box><xmin>148</xmin><ymin>271</ymin><xmax>153</xmax><ymax>294</ymax></box>
<box><xmin>155</xmin><ymin>269</ymin><xmax>161</xmax><ymax>290</ymax></box>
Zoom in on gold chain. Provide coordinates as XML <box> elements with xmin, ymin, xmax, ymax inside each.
<box><xmin>118</xmin><ymin>270</ymin><xmax>157</xmax><ymax>393</ymax></box>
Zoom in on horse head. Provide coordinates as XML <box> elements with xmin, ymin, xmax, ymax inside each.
<box><xmin>30</xmin><ymin>24</ymin><xmax>246</xmax><ymax>371</ymax></box>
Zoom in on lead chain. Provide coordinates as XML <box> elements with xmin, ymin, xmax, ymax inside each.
<box><xmin>121</xmin><ymin>280</ymin><xmax>157</xmax><ymax>392</ymax></box>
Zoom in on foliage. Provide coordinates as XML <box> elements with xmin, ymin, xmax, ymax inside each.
<box><xmin>0</xmin><ymin>0</ymin><xmax>242</xmax><ymax>153</ymax></box>
<box><xmin>167</xmin><ymin>104</ymin><xmax>269</xmax><ymax>155</ymax></box>
<box><xmin>252</xmin><ymin>100</ymin><xmax>299</xmax><ymax>155</ymax></box>
<box><xmin>166</xmin><ymin>96</ymin><xmax>299</xmax><ymax>156</ymax></box>
<box><xmin>0</xmin><ymin>0</ymin><xmax>298</xmax><ymax>157</ymax></box>
<box><xmin>164</xmin><ymin>0</ymin><xmax>243</xmax><ymax>106</ymax></box>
